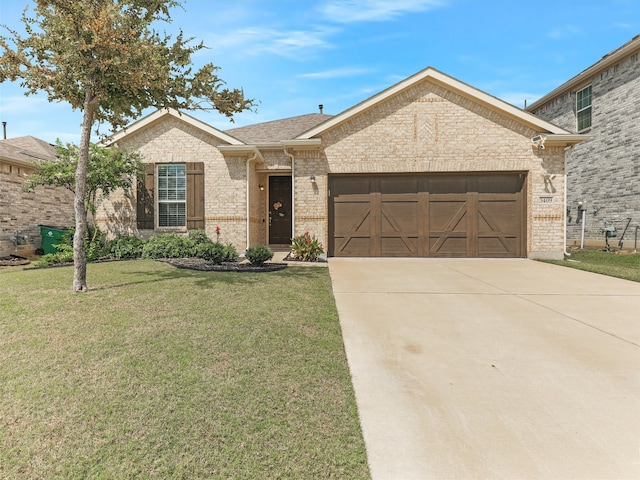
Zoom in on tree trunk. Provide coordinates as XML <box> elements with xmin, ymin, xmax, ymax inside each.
<box><xmin>73</xmin><ymin>91</ymin><xmax>95</xmax><ymax>293</ymax></box>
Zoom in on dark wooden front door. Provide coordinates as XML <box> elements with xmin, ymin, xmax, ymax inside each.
<box><xmin>269</xmin><ymin>176</ymin><xmax>292</xmax><ymax>244</ymax></box>
<box><xmin>329</xmin><ymin>173</ymin><xmax>526</xmax><ymax>258</ymax></box>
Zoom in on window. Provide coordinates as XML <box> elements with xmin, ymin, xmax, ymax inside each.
<box><xmin>576</xmin><ymin>85</ymin><xmax>592</xmax><ymax>131</ymax></box>
<box><xmin>157</xmin><ymin>164</ymin><xmax>186</xmax><ymax>227</ymax></box>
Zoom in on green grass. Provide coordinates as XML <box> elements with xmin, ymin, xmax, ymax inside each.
<box><xmin>0</xmin><ymin>261</ymin><xmax>370</xmax><ymax>479</ymax></box>
<box><xmin>541</xmin><ymin>250</ymin><xmax>640</xmax><ymax>282</ymax></box>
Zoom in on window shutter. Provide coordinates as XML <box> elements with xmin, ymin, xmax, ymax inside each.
<box><xmin>137</xmin><ymin>163</ymin><xmax>155</xmax><ymax>229</ymax></box>
<box><xmin>186</xmin><ymin>162</ymin><xmax>205</xmax><ymax>230</ymax></box>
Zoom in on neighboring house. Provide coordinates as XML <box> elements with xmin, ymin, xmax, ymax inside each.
<box><xmin>101</xmin><ymin>67</ymin><xmax>586</xmax><ymax>259</ymax></box>
<box><xmin>0</xmin><ymin>136</ymin><xmax>74</xmax><ymax>256</ymax></box>
<box><xmin>527</xmin><ymin>35</ymin><xmax>640</xmax><ymax>249</ymax></box>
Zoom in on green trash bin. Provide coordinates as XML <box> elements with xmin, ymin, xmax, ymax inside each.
<box><xmin>38</xmin><ymin>225</ymin><xmax>68</xmax><ymax>254</ymax></box>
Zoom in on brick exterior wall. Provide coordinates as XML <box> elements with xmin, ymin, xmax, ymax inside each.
<box><xmin>100</xmin><ymin>77</ymin><xmax>571</xmax><ymax>259</ymax></box>
<box><xmin>0</xmin><ymin>161</ymin><xmax>74</xmax><ymax>256</ymax></box>
<box><xmin>531</xmin><ymin>50</ymin><xmax>640</xmax><ymax>248</ymax></box>
<box><xmin>293</xmin><ymin>80</ymin><xmax>567</xmax><ymax>259</ymax></box>
<box><xmin>97</xmin><ymin>116</ymin><xmax>252</xmax><ymax>251</ymax></box>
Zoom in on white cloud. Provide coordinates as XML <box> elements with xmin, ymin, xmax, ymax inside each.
<box><xmin>298</xmin><ymin>67</ymin><xmax>375</xmax><ymax>79</ymax></box>
<box><xmin>546</xmin><ymin>24</ymin><xmax>582</xmax><ymax>39</ymax></box>
<box><xmin>206</xmin><ymin>26</ymin><xmax>337</xmax><ymax>58</ymax></box>
<box><xmin>319</xmin><ymin>0</ymin><xmax>446</xmax><ymax>23</ymax></box>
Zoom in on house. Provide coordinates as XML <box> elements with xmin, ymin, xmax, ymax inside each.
<box><xmin>0</xmin><ymin>136</ymin><xmax>74</xmax><ymax>257</ymax></box>
<box><xmin>527</xmin><ymin>35</ymin><xmax>640</xmax><ymax>249</ymax></box>
<box><xmin>101</xmin><ymin>67</ymin><xmax>586</xmax><ymax>259</ymax></box>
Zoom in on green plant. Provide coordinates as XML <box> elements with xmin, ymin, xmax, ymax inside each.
<box><xmin>187</xmin><ymin>229</ymin><xmax>212</xmax><ymax>245</ymax></box>
<box><xmin>245</xmin><ymin>245</ymin><xmax>273</xmax><ymax>266</ymax></box>
<box><xmin>141</xmin><ymin>233</ymin><xmax>195</xmax><ymax>259</ymax></box>
<box><xmin>0</xmin><ymin>261</ymin><xmax>368</xmax><ymax>478</ymax></box>
<box><xmin>104</xmin><ymin>234</ymin><xmax>145</xmax><ymax>259</ymax></box>
<box><xmin>35</xmin><ymin>251</ymin><xmax>73</xmax><ymax>266</ymax></box>
<box><xmin>194</xmin><ymin>241</ymin><xmax>225</xmax><ymax>263</ymax></box>
<box><xmin>35</xmin><ymin>226</ymin><xmax>106</xmax><ymax>266</ymax></box>
<box><xmin>291</xmin><ymin>232</ymin><xmax>324</xmax><ymax>261</ymax></box>
<box><xmin>540</xmin><ymin>249</ymin><xmax>640</xmax><ymax>282</ymax></box>
<box><xmin>222</xmin><ymin>243</ymin><xmax>239</xmax><ymax>263</ymax></box>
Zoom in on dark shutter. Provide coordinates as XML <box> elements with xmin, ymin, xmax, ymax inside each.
<box><xmin>137</xmin><ymin>163</ymin><xmax>155</xmax><ymax>229</ymax></box>
<box><xmin>186</xmin><ymin>162</ymin><xmax>205</xmax><ymax>230</ymax></box>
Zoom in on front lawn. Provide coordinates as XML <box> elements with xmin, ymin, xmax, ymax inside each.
<box><xmin>0</xmin><ymin>261</ymin><xmax>370</xmax><ymax>479</ymax></box>
<box><xmin>541</xmin><ymin>249</ymin><xmax>640</xmax><ymax>282</ymax></box>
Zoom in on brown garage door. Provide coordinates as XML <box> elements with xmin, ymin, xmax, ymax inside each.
<box><xmin>329</xmin><ymin>173</ymin><xmax>526</xmax><ymax>257</ymax></box>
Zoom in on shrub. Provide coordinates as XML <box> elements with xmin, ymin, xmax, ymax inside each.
<box><xmin>104</xmin><ymin>234</ymin><xmax>145</xmax><ymax>259</ymax></box>
<box><xmin>194</xmin><ymin>241</ymin><xmax>225</xmax><ymax>263</ymax></box>
<box><xmin>35</xmin><ymin>225</ymin><xmax>106</xmax><ymax>266</ymax></box>
<box><xmin>188</xmin><ymin>229</ymin><xmax>212</xmax><ymax>245</ymax></box>
<box><xmin>59</xmin><ymin>225</ymin><xmax>107</xmax><ymax>261</ymax></box>
<box><xmin>193</xmin><ymin>242</ymin><xmax>239</xmax><ymax>264</ymax></box>
<box><xmin>245</xmin><ymin>245</ymin><xmax>273</xmax><ymax>266</ymax></box>
<box><xmin>222</xmin><ymin>243</ymin><xmax>239</xmax><ymax>263</ymax></box>
<box><xmin>290</xmin><ymin>232</ymin><xmax>324</xmax><ymax>261</ymax></box>
<box><xmin>142</xmin><ymin>233</ymin><xmax>195</xmax><ymax>259</ymax></box>
<box><xmin>35</xmin><ymin>249</ymin><xmax>74</xmax><ymax>266</ymax></box>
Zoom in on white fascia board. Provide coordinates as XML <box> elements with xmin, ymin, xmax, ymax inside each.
<box><xmin>542</xmin><ymin>134</ymin><xmax>589</xmax><ymax>146</ymax></box>
<box><xmin>217</xmin><ymin>145</ymin><xmax>265</xmax><ymax>162</ymax></box>
<box><xmin>105</xmin><ymin>108</ymin><xmax>245</xmax><ymax>146</ymax></box>
<box><xmin>298</xmin><ymin>67</ymin><xmax>573</xmax><ymax>139</ymax></box>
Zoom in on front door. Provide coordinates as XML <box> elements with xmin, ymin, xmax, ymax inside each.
<box><xmin>269</xmin><ymin>176</ymin><xmax>292</xmax><ymax>244</ymax></box>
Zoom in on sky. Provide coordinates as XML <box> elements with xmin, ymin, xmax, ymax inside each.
<box><xmin>0</xmin><ymin>0</ymin><xmax>638</xmax><ymax>145</ymax></box>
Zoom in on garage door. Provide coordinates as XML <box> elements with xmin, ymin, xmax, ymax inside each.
<box><xmin>329</xmin><ymin>173</ymin><xmax>526</xmax><ymax>257</ymax></box>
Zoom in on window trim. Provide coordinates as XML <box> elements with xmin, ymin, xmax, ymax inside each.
<box><xmin>576</xmin><ymin>85</ymin><xmax>592</xmax><ymax>132</ymax></box>
<box><xmin>156</xmin><ymin>163</ymin><xmax>187</xmax><ymax>228</ymax></box>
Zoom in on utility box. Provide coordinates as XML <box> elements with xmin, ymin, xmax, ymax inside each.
<box><xmin>38</xmin><ymin>225</ymin><xmax>68</xmax><ymax>254</ymax></box>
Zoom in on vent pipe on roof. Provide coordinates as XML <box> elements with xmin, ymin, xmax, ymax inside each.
<box><xmin>319</xmin><ymin>104</ymin><xmax>323</xmax><ymax>114</ymax></box>
<box><xmin>2</xmin><ymin>122</ymin><xmax>6</xmax><ymax>139</ymax></box>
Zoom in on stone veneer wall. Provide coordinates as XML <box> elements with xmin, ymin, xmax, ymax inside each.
<box><xmin>531</xmin><ymin>50</ymin><xmax>639</xmax><ymax>247</ymax></box>
<box><xmin>295</xmin><ymin>80</ymin><xmax>567</xmax><ymax>258</ymax></box>
<box><xmin>0</xmin><ymin>161</ymin><xmax>74</xmax><ymax>256</ymax></box>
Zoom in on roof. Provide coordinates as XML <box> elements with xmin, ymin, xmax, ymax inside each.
<box><xmin>106</xmin><ymin>108</ymin><xmax>244</xmax><ymax>146</ymax></box>
<box><xmin>224</xmin><ymin>113</ymin><xmax>333</xmax><ymax>144</ymax></box>
<box><xmin>0</xmin><ymin>136</ymin><xmax>57</xmax><ymax>167</ymax></box>
<box><xmin>299</xmin><ymin>66</ymin><xmax>578</xmax><ymax>141</ymax></box>
<box><xmin>526</xmin><ymin>35</ymin><xmax>640</xmax><ymax>111</ymax></box>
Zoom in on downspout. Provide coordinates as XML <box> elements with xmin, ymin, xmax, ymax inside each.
<box><xmin>246</xmin><ymin>151</ymin><xmax>258</xmax><ymax>251</ymax></box>
<box><xmin>284</xmin><ymin>148</ymin><xmax>295</xmax><ymax>240</ymax></box>
<box><xmin>563</xmin><ymin>148</ymin><xmax>571</xmax><ymax>257</ymax></box>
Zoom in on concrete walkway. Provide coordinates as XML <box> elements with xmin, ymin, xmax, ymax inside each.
<box><xmin>329</xmin><ymin>258</ymin><xmax>640</xmax><ymax>479</ymax></box>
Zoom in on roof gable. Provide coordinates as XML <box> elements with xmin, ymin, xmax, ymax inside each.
<box><xmin>527</xmin><ymin>35</ymin><xmax>640</xmax><ymax>111</ymax></box>
<box><xmin>298</xmin><ymin>67</ymin><xmax>574</xmax><ymax>140</ymax></box>
<box><xmin>106</xmin><ymin>108</ymin><xmax>244</xmax><ymax>146</ymax></box>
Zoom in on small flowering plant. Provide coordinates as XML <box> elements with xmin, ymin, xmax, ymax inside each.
<box><xmin>290</xmin><ymin>231</ymin><xmax>324</xmax><ymax>261</ymax></box>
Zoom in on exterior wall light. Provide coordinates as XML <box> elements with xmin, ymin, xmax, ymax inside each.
<box><xmin>310</xmin><ymin>175</ymin><xmax>316</xmax><ymax>184</ymax></box>
<box><xmin>259</xmin><ymin>184</ymin><xmax>264</xmax><ymax>191</ymax></box>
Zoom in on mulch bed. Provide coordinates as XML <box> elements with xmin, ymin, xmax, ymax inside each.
<box><xmin>160</xmin><ymin>258</ymin><xmax>288</xmax><ymax>272</ymax></box>
<box><xmin>0</xmin><ymin>255</ymin><xmax>31</xmax><ymax>266</ymax></box>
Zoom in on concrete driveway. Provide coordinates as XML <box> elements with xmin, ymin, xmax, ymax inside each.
<box><xmin>329</xmin><ymin>258</ymin><xmax>640</xmax><ymax>480</ymax></box>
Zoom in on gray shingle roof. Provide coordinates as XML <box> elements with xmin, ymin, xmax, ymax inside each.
<box><xmin>0</xmin><ymin>136</ymin><xmax>57</xmax><ymax>164</ymax></box>
<box><xmin>224</xmin><ymin>113</ymin><xmax>333</xmax><ymax>144</ymax></box>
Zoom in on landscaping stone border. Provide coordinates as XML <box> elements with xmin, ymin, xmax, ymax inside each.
<box><xmin>160</xmin><ymin>258</ymin><xmax>288</xmax><ymax>272</ymax></box>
